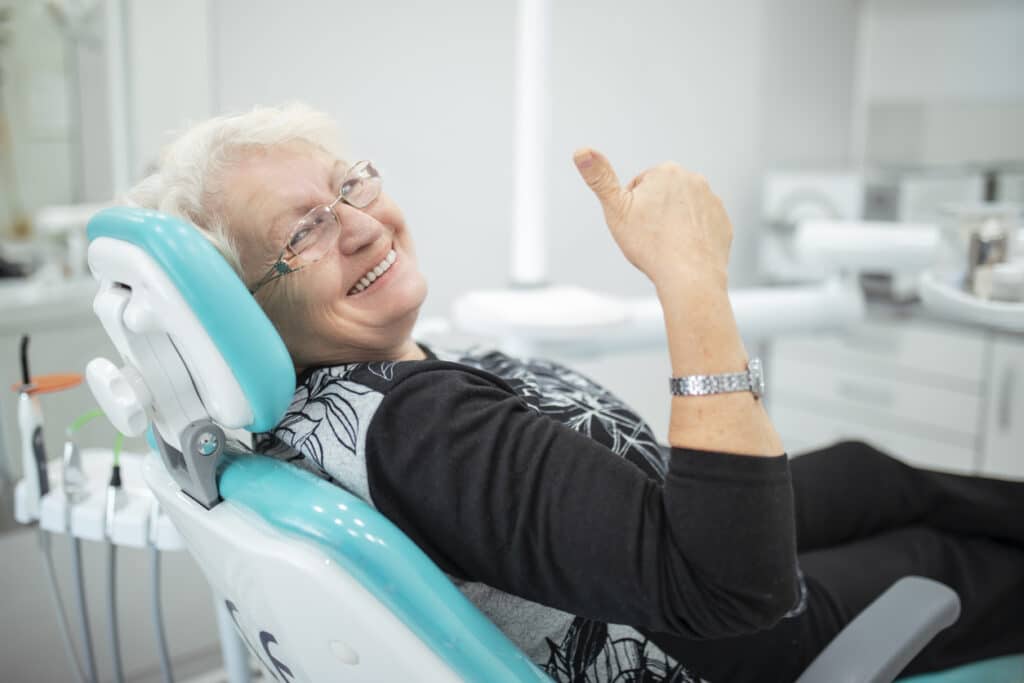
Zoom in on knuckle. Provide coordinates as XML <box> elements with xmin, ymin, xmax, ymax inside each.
<box><xmin>588</xmin><ymin>172</ymin><xmax>611</xmax><ymax>190</ymax></box>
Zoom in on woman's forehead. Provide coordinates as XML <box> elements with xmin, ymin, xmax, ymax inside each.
<box><xmin>231</xmin><ymin>144</ymin><xmax>345</xmax><ymax>242</ymax></box>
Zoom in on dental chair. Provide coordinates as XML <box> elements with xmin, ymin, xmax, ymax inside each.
<box><xmin>81</xmin><ymin>206</ymin><xmax>1012</xmax><ymax>682</ymax></box>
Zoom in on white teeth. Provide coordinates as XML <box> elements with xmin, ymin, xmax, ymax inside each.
<box><xmin>348</xmin><ymin>249</ymin><xmax>398</xmax><ymax>295</ymax></box>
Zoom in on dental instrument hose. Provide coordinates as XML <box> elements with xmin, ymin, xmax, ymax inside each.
<box><xmin>70</xmin><ymin>537</ymin><xmax>99</xmax><ymax>683</ymax></box>
<box><xmin>69</xmin><ymin>411</ymin><xmax>174</xmax><ymax>683</ymax></box>
<box><xmin>66</xmin><ymin>409</ymin><xmax>107</xmax><ymax>683</ymax></box>
<box><xmin>150</xmin><ymin>544</ymin><xmax>174</xmax><ymax>683</ymax></box>
<box><xmin>107</xmin><ymin>431</ymin><xmax>126</xmax><ymax>683</ymax></box>
<box><xmin>38</xmin><ymin>527</ymin><xmax>92</xmax><ymax>683</ymax></box>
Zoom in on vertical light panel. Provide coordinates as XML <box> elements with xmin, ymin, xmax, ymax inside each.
<box><xmin>511</xmin><ymin>0</ymin><xmax>550</xmax><ymax>286</ymax></box>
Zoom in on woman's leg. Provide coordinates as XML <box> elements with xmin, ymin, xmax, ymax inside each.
<box><xmin>790</xmin><ymin>439</ymin><xmax>1024</xmax><ymax>551</ymax></box>
<box><xmin>645</xmin><ymin>526</ymin><xmax>1024</xmax><ymax>683</ymax></box>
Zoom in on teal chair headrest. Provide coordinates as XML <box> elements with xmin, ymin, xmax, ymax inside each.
<box><xmin>87</xmin><ymin>206</ymin><xmax>295</xmax><ymax>432</ymax></box>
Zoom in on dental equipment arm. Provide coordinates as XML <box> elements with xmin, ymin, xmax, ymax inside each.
<box><xmin>453</xmin><ymin>278</ymin><xmax>868</xmax><ymax>358</ymax></box>
<box><xmin>452</xmin><ymin>221</ymin><xmax>941</xmax><ymax>357</ymax></box>
<box><xmin>797</xmin><ymin>219</ymin><xmax>1024</xmax><ymax>332</ymax></box>
<box><xmin>792</xmin><ymin>221</ymin><xmax>942</xmax><ymax>274</ymax></box>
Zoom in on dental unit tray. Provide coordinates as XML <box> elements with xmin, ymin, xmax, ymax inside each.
<box><xmin>919</xmin><ymin>268</ymin><xmax>1024</xmax><ymax>333</ymax></box>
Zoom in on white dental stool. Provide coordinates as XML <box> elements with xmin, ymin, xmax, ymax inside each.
<box><xmin>83</xmin><ymin>207</ymin><xmax>978</xmax><ymax>682</ymax></box>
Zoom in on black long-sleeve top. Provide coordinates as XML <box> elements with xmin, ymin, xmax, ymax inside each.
<box><xmin>267</xmin><ymin>345</ymin><xmax>802</xmax><ymax>680</ymax></box>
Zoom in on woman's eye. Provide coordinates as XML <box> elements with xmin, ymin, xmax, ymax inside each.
<box><xmin>339</xmin><ymin>178</ymin><xmax>361</xmax><ymax>200</ymax></box>
<box><xmin>289</xmin><ymin>226</ymin><xmax>314</xmax><ymax>250</ymax></box>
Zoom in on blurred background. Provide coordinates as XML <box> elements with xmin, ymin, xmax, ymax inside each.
<box><xmin>1</xmin><ymin>0</ymin><xmax>1022</xmax><ymax>680</ymax></box>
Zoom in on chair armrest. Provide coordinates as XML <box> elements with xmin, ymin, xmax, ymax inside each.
<box><xmin>795</xmin><ymin>576</ymin><xmax>960</xmax><ymax>683</ymax></box>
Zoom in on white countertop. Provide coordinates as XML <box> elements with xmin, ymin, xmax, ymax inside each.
<box><xmin>0</xmin><ymin>276</ymin><xmax>99</xmax><ymax>331</ymax></box>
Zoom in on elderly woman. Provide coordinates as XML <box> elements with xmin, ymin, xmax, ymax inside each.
<box><xmin>130</xmin><ymin>104</ymin><xmax>1024</xmax><ymax>683</ymax></box>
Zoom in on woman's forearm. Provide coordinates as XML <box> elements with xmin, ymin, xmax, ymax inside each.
<box><xmin>657</xmin><ymin>277</ymin><xmax>785</xmax><ymax>456</ymax></box>
<box><xmin>570</xmin><ymin>149</ymin><xmax>785</xmax><ymax>456</ymax></box>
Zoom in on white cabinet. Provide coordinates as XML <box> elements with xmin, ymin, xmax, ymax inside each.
<box><xmin>979</xmin><ymin>336</ymin><xmax>1024</xmax><ymax>480</ymax></box>
<box><xmin>768</xmin><ymin>315</ymin><xmax>1019</xmax><ymax>477</ymax></box>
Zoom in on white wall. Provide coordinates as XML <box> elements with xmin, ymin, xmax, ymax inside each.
<box><xmin>758</xmin><ymin>0</ymin><xmax>859</xmax><ymax>169</ymax></box>
<box><xmin>861</xmin><ymin>0</ymin><xmax>1024</xmax><ymax>102</ymax></box>
<box><xmin>858</xmin><ymin>0</ymin><xmax>1024</xmax><ymax>165</ymax></box>
<box><xmin>213</xmin><ymin>0</ymin><xmax>519</xmax><ymax>319</ymax></box>
<box><xmin>211</xmin><ymin>0</ymin><xmax>860</xmax><ymax>434</ymax></box>
<box><xmin>127</xmin><ymin>0</ymin><xmax>213</xmax><ymax>181</ymax></box>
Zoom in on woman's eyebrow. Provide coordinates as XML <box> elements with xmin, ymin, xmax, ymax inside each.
<box><xmin>267</xmin><ymin>203</ymin><xmax>310</xmax><ymax>244</ymax></box>
<box><xmin>266</xmin><ymin>160</ymin><xmax>345</xmax><ymax>244</ymax></box>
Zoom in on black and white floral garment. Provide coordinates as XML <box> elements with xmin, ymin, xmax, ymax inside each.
<box><xmin>258</xmin><ymin>345</ymin><xmax>719</xmax><ymax>682</ymax></box>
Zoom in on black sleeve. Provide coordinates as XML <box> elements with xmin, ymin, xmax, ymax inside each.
<box><xmin>364</xmin><ymin>368</ymin><xmax>800</xmax><ymax>640</ymax></box>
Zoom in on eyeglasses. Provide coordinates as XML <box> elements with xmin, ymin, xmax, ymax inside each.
<box><xmin>249</xmin><ymin>160</ymin><xmax>382</xmax><ymax>294</ymax></box>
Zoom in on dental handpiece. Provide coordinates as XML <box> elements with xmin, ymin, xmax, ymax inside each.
<box><xmin>18</xmin><ymin>336</ymin><xmax>49</xmax><ymax>506</ymax></box>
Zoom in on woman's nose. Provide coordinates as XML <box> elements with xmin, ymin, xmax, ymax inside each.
<box><xmin>334</xmin><ymin>203</ymin><xmax>384</xmax><ymax>255</ymax></box>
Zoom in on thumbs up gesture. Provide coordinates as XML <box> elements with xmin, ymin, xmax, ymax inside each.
<box><xmin>573</xmin><ymin>148</ymin><xmax>733</xmax><ymax>293</ymax></box>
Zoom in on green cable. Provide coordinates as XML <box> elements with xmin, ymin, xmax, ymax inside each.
<box><xmin>112</xmin><ymin>432</ymin><xmax>124</xmax><ymax>468</ymax></box>
<box><xmin>68</xmin><ymin>408</ymin><xmax>127</xmax><ymax>467</ymax></box>
<box><xmin>67</xmin><ymin>409</ymin><xmax>105</xmax><ymax>436</ymax></box>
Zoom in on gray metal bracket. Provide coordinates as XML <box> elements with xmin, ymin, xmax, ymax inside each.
<box><xmin>155</xmin><ymin>419</ymin><xmax>226</xmax><ymax>509</ymax></box>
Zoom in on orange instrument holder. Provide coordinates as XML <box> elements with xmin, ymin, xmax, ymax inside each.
<box><xmin>12</xmin><ymin>373</ymin><xmax>84</xmax><ymax>395</ymax></box>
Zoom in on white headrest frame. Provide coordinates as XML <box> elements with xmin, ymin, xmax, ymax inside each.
<box><xmin>88</xmin><ymin>237</ymin><xmax>253</xmax><ymax>450</ymax></box>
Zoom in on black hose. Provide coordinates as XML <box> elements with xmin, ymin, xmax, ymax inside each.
<box><xmin>20</xmin><ymin>333</ymin><xmax>30</xmax><ymax>385</ymax></box>
<box><xmin>70</xmin><ymin>537</ymin><xmax>99</xmax><ymax>683</ymax></box>
<box><xmin>107</xmin><ymin>542</ymin><xmax>125</xmax><ymax>683</ymax></box>
<box><xmin>150</xmin><ymin>545</ymin><xmax>174</xmax><ymax>683</ymax></box>
<box><xmin>38</xmin><ymin>528</ymin><xmax>91</xmax><ymax>683</ymax></box>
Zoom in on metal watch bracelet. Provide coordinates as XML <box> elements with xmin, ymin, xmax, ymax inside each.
<box><xmin>668</xmin><ymin>358</ymin><xmax>764</xmax><ymax>399</ymax></box>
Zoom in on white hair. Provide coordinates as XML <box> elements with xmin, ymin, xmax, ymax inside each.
<box><xmin>126</xmin><ymin>103</ymin><xmax>345</xmax><ymax>277</ymax></box>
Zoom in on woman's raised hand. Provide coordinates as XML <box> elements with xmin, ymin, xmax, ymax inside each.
<box><xmin>573</xmin><ymin>148</ymin><xmax>733</xmax><ymax>293</ymax></box>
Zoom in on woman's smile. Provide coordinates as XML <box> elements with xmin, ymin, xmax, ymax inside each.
<box><xmin>347</xmin><ymin>245</ymin><xmax>399</xmax><ymax>297</ymax></box>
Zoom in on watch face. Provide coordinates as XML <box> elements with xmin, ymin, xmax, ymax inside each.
<box><xmin>749</xmin><ymin>358</ymin><xmax>765</xmax><ymax>398</ymax></box>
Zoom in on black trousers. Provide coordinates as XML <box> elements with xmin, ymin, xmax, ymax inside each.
<box><xmin>647</xmin><ymin>440</ymin><xmax>1024</xmax><ymax>683</ymax></box>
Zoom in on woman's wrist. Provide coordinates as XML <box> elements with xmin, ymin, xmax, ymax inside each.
<box><xmin>657</xmin><ymin>278</ymin><xmax>748</xmax><ymax>376</ymax></box>
<box><xmin>652</xmin><ymin>267</ymin><xmax>729</xmax><ymax>303</ymax></box>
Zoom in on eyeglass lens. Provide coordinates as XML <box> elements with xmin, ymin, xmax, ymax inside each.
<box><xmin>289</xmin><ymin>161</ymin><xmax>382</xmax><ymax>264</ymax></box>
<box><xmin>339</xmin><ymin>160</ymin><xmax>381</xmax><ymax>208</ymax></box>
<box><xmin>288</xmin><ymin>207</ymin><xmax>337</xmax><ymax>263</ymax></box>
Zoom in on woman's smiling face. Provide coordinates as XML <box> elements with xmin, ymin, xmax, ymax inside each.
<box><xmin>220</xmin><ymin>140</ymin><xmax>428</xmax><ymax>370</ymax></box>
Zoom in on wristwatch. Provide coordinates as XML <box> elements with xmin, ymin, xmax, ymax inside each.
<box><xmin>669</xmin><ymin>358</ymin><xmax>764</xmax><ymax>400</ymax></box>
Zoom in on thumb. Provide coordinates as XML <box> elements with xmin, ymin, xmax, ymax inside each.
<box><xmin>573</xmin><ymin>148</ymin><xmax>623</xmax><ymax>219</ymax></box>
